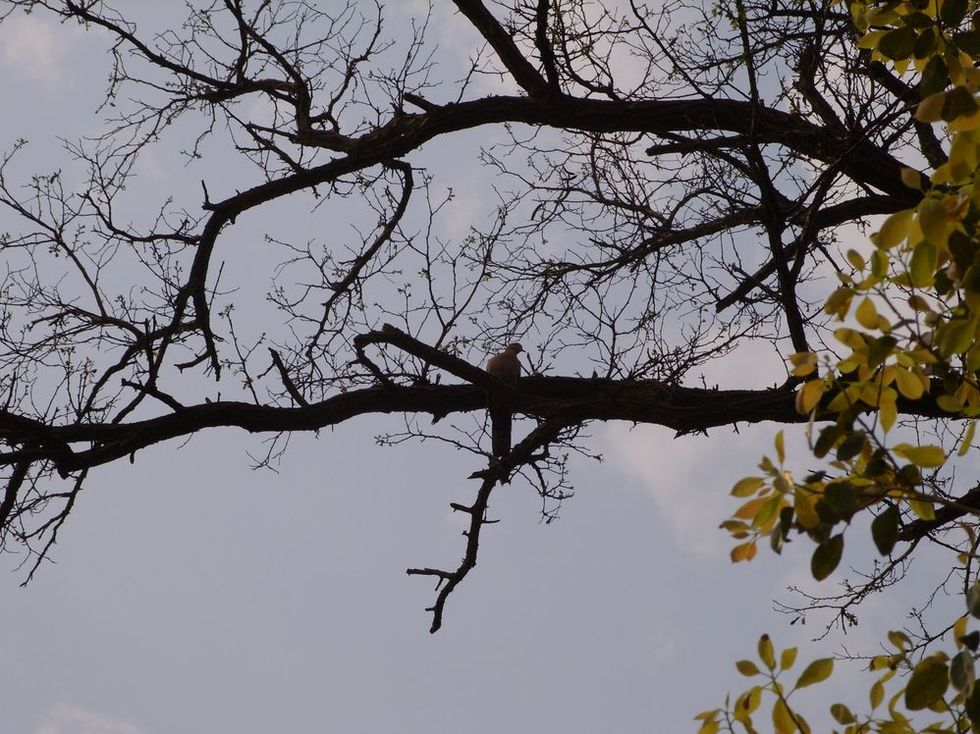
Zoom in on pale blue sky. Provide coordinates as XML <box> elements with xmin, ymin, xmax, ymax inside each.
<box><xmin>0</xmin><ymin>4</ymin><xmax>956</xmax><ymax>733</ymax></box>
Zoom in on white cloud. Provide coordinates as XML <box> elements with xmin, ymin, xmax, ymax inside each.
<box><xmin>35</xmin><ymin>704</ymin><xmax>143</xmax><ymax>734</ymax></box>
<box><xmin>600</xmin><ymin>422</ymin><xmax>763</xmax><ymax>557</ymax></box>
<box><xmin>1</xmin><ymin>13</ymin><xmax>68</xmax><ymax>88</ymax></box>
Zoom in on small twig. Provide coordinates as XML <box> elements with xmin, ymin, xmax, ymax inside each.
<box><xmin>268</xmin><ymin>349</ymin><xmax>308</xmax><ymax>406</ymax></box>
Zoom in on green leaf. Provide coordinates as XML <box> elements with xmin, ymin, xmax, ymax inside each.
<box><xmin>943</xmin><ymin>84</ymin><xmax>980</xmax><ymax>121</ymax></box>
<box><xmin>811</xmin><ymin>534</ymin><xmax>844</xmax><ymax>581</ymax></box>
<box><xmin>905</xmin><ymin>657</ymin><xmax>949</xmax><ymax>710</ymax></box>
<box><xmin>920</xmin><ymin>56</ymin><xmax>949</xmax><ymax>97</ymax></box>
<box><xmin>872</xmin><ymin>504</ymin><xmax>900</xmax><ymax>556</ymax></box>
<box><xmin>950</xmin><ymin>649</ymin><xmax>975</xmax><ymax>693</ymax></box>
<box><xmin>830</xmin><ymin>703</ymin><xmax>855</xmax><ymax>725</ymax></box>
<box><xmin>825</xmin><ymin>482</ymin><xmax>858</xmax><ymax>520</ymax></box>
<box><xmin>868</xmin><ymin>335</ymin><xmax>898</xmax><ymax>370</ymax></box>
<box><xmin>965</xmin><ymin>685</ymin><xmax>980</xmax><ymax>726</ymax></box>
<box><xmin>964</xmin><ymin>631</ymin><xmax>980</xmax><ymax>651</ymax></box>
<box><xmin>813</xmin><ymin>425</ymin><xmax>843</xmax><ymax>459</ymax></box>
<box><xmin>914</xmin><ymin>25</ymin><xmax>939</xmax><ymax>58</ymax></box>
<box><xmin>878</xmin><ymin>26</ymin><xmax>917</xmax><ymax>59</ymax></box>
<box><xmin>736</xmin><ymin>659</ymin><xmax>761</xmax><ymax>676</ymax></box>
<box><xmin>954</xmin><ymin>29</ymin><xmax>980</xmax><ymax>56</ymax></box>
<box><xmin>968</xmin><ymin>581</ymin><xmax>980</xmax><ymax>618</ymax></box>
<box><xmin>836</xmin><ymin>432</ymin><xmax>865</xmax><ymax>462</ymax></box>
<box><xmin>941</xmin><ymin>0</ymin><xmax>969</xmax><ymax>26</ymax></box>
<box><xmin>795</xmin><ymin>658</ymin><xmax>834</xmax><ymax>689</ymax></box>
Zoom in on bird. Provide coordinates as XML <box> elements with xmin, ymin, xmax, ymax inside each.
<box><xmin>485</xmin><ymin>343</ymin><xmax>523</xmax><ymax>457</ymax></box>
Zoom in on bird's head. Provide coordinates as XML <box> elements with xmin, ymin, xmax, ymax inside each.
<box><xmin>507</xmin><ymin>343</ymin><xmax>523</xmax><ymax>354</ymax></box>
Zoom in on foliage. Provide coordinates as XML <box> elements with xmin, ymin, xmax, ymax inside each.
<box><xmin>718</xmin><ymin>0</ymin><xmax>980</xmax><ymax>730</ymax></box>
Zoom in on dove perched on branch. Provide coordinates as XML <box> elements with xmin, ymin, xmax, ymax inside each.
<box><xmin>485</xmin><ymin>343</ymin><xmax>523</xmax><ymax>457</ymax></box>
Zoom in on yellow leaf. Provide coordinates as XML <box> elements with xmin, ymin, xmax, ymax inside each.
<box><xmin>795</xmin><ymin>486</ymin><xmax>820</xmax><ymax>529</ymax></box>
<box><xmin>916</xmin><ymin>91</ymin><xmax>946</xmax><ymax>122</ymax></box>
<box><xmin>938</xmin><ymin>394</ymin><xmax>965</xmax><ymax>412</ymax></box>
<box><xmin>894</xmin><ymin>443</ymin><xmax>947</xmax><ymax>467</ymax></box>
<box><xmin>894</xmin><ymin>366</ymin><xmax>925</xmax><ymax>400</ymax></box>
<box><xmin>876</xmin><ymin>210</ymin><xmax>914</xmax><ymax>249</ymax></box>
<box><xmin>880</xmin><ymin>398</ymin><xmax>898</xmax><ymax>432</ymax></box>
<box><xmin>824</xmin><ymin>287</ymin><xmax>854</xmax><ymax>319</ymax></box>
<box><xmin>855</xmin><ymin>297</ymin><xmax>880</xmax><ymax>329</ymax></box>
<box><xmin>781</xmin><ymin>647</ymin><xmax>798</xmax><ymax>670</ymax></box>
<box><xmin>959</xmin><ymin>420</ymin><xmax>976</xmax><ymax>456</ymax></box>
<box><xmin>857</xmin><ymin>29</ymin><xmax>885</xmax><ymax>49</ymax></box>
<box><xmin>731</xmin><ymin>541</ymin><xmax>757</xmax><ymax>563</ymax></box>
<box><xmin>917</xmin><ymin>198</ymin><xmax>950</xmax><ymax>247</ymax></box>
<box><xmin>772</xmin><ymin>697</ymin><xmax>797</xmax><ymax>734</ymax></box>
<box><xmin>954</xmin><ymin>615</ymin><xmax>969</xmax><ymax>647</ymax></box>
<box><xmin>909</xmin><ymin>498</ymin><xmax>936</xmax><ymax>521</ymax></box>
<box><xmin>775</xmin><ymin>430</ymin><xmax>785</xmax><ymax>464</ymax></box>
<box><xmin>795</xmin><ymin>658</ymin><xmax>834</xmax><ymax>689</ymax></box>
<box><xmin>759</xmin><ymin>634</ymin><xmax>776</xmax><ymax>670</ymax></box>
<box><xmin>901</xmin><ymin>168</ymin><xmax>923</xmax><ymax>190</ymax></box>
<box><xmin>731</xmin><ymin>476</ymin><xmax>765</xmax><ymax>497</ymax></box>
<box><xmin>846</xmin><ymin>248</ymin><xmax>866</xmax><ymax>268</ymax></box>
<box><xmin>735</xmin><ymin>496</ymin><xmax>768</xmax><ymax>520</ymax></box>
<box><xmin>871</xmin><ymin>679</ymin><xmax>884</xmax><ymax>709</ymax></box>
<box><xmin>796</xmin><ymin>379</ymin><xmax>825</xmax><ymax>415</ymax></box>
<box><xmin>909</xmin><ymin>240</ymin><xmax>939</xmax><ymax>287</ymax></box>
<box><xmin>788</xmin><ymin>351</ymin><xmax>817</xmax><ymax>377</ymax></box>
<box><xmin>948</xmin><ymin>132</ymin><xmax>978</xmax><ymax>181</ymax></box>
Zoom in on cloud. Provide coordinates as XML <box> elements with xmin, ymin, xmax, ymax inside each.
<box><xmin>600</xmin><ymin>422</ymin><xmax>758</xmax><ymax>557</ymax></box>
<box><xmin>35</xmin><ymin>704</ymin><xmax>143</xmax><ymax>734</ymax></box>
<box><xmin>0</xmin><ymin>13</ymin><xmax>68</xmax><ymax>88</ymax></box>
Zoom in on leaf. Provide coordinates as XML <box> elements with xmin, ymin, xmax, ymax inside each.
<box><xmin>830</xmin><ymin>703</ymin><xmax>855</xmax><ymax>725</ymax></box>
<box><xmin>950</xmin><ymin>649</ymin><xmax>975</xmax><ymax>693</ymax></box>
<box><xmin>954</xmin><ymin>29</ymin><xmax>980</xmax><ymax>56</ymax></box>
<box><xmin>894</xmin><ymin>366</ymin><xmax>925</xmax><ymax>400</ymax></box>
<box><xmin>758</xmin><ymin>634</ymin><xmax>776</xmax><ymax>671</ymax></box>
<box><xmin>960</xmin><ymin>420</ymin><xmax>976</xmax><ymax>456</ymax></box>
<box><xmin>775</xmin><ymin>430</ymin><xmax>785</xmax><ymax>464</ymax></box>
<box><xmin>795</xmin><ymin>379</ymin><xmax>824</xmax><ymax>415</ymax></box>
<box><xmin>872</xmin><ymin>504</ymin><xmax>900</xmax><ymax>556</ymax></box>
<box><xmin>937</xmin><ymin>394</ymin><xmax>965</xmax><ymax>412</ymax></box>
<box><xmin>731</xmin><ymin>541</ymin><xmax>757</xmax><ymax>563</ymax></box>
<box><xmin>795</xmin><ymin>658</ymin><xmax>834</xmax><ymax>689</ymax></box>
<box><xmin>772</xmin><ymin>697</ymin><xmax>797</xmax><ymax>734</ymax></box>
<box><xmin>836</xmin><ymin>432</ymin><xmax>865</xmax><ymax>461</ymax></box>
<box><xmin>920</xmin><ymin>56</ymin><xmax>949</xmax><ymax>97</ymax></box>
<box><xmin>878</xmin><ymin>26</ymin><xmax>916</xmax><ymax>60</ymax></box>
<box><xmin>908</xmin><ymin>498</ymin><xmax>936</xmax><ymax>521</ymax></box>
<box><xmin>811</xmin><ymin>535</ymin><xmax>844</xmax><ymax>581</ymax></box>
<box><xmin>905</xmin><ymin>657</ymin><xmax>949</xmax><ymax>710</ymax></box>
<box><xmin>780</xmin><ymin>647</ymin><xmax>798</xmax><ymax>671</ymax></box>
<box><xmin>943</xmin><ymin>84</ymin><xmax>980</xmax><ymax>121</ymax></box>
<box><xmin>917</xmin><ymin>90</ymin><xmax>947</xmax><ymax>122</ymax></box>
<box><xmin>910</xmin><ymin>240</ymin><xmax>939</xmax><ymax>286</ymax></box>
<box><xmin>876</xmin><ymin>210</ymin><xmax>914</xmax><ymax>249</ymax></box>
<box><xmin>855</xmin><ymin>297</ymin><xmax>880</xmax><ymax>329</ymax></box>
<box><xmin>941</xmin><ymin>0</ymin><xmax>969</xmax><ymax>27</ymax></box>
<box><xmin>894</xmin><ymin>443</ymin><xmax>947</xmax><ymax>467</ymax></box>
<box><xmin>870</xmin><ymin>679</ymin><xmax>885</xmax><ymax>709</ymax></box>
<box><xmin>968</xmin><ymin>580</ymin><xmax>980</xmax><ymax>618</ymax></box>
<box><xmin>736</xmin><ymin>659</ymin><xmax>761</xmax><ymax>676</ymax></box>
<box><xmin>732</xmin><ymin>476</ymin><xmax>765</xmax><ymax>497</ymax></box>
<box><xmin>955</xmin><ymin>615</ymin><xmax>969</xmax><ymax>647</ymax></box>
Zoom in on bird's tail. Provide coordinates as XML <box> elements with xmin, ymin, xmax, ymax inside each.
<box><xmin>488</xmin><ymin>394</ymin><xmax>512</xmax><ymax>457</ymax></box>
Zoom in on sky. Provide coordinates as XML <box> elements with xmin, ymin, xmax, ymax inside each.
<box><xmin>0</xmin><ymin>4</ymin><xmax>965</xmax><ymax>733</ymax></box>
